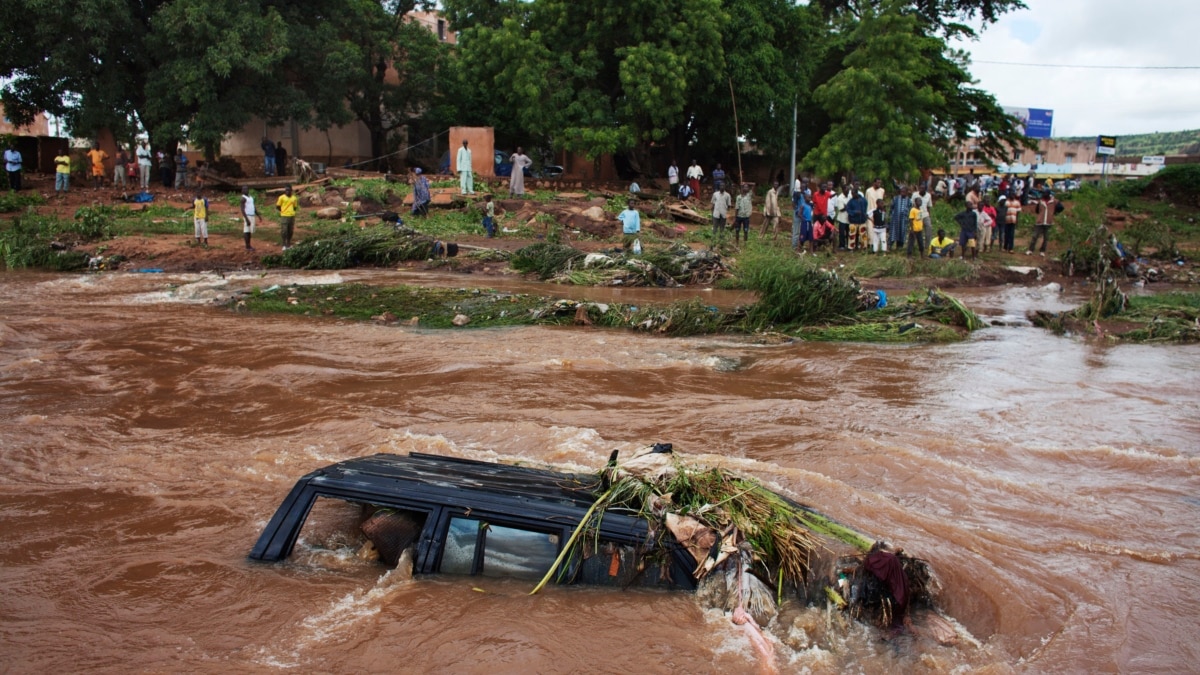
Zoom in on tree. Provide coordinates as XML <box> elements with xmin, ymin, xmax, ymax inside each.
<box><xmin>804</xmin><ymin>5</ymin><xmax>947</xmax><ymax>181</ymax></box>
<box><xmin>803</xmin><ymin>1</ymin><xmax>1032</xmax><ymax>181</ymax></box>
<box><xmin>449</xmin><ymin>0</ymin><xmax>727</xmax><ymax>163</ymax></box>
<box><xmin>0</xmin><ymin>0</ymin><xmax>299</xmax><ymax>155</ymax></box>
<box><xmin>289</xmin><ymin>0</ymin><xmax>456</xmax><ymax>169</ymax></box>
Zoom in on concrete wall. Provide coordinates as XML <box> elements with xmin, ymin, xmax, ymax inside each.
<box><xmin>448</xmin><ymin>127</ymin><xmax>495</xmax><ymax>178</ymax></box>
<box><xmin>221</xmin><ymin>118</ymin><xmax>373</xmax><ymax>175</ymax></box>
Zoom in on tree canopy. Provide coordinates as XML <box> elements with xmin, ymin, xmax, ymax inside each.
<box><xmin>0</xmin><ymin>0</ymin><xmax>1031</xmax><ymax>178</ymax></box>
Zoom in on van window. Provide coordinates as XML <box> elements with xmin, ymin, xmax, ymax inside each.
<box><xmin>440</xmin><ymin>517</ymin><xmax>559</xmax><ymax>581</ymax></box>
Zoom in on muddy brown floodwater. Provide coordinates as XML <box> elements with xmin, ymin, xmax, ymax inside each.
<box><xmin>1</xmin><ymin>269</ymin><xmax>1198</xmax><ymax>673</ymax></box>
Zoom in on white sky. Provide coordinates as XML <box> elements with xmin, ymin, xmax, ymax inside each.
<box><xmin>952</xmin><ymin>0</ymin><xmax>1200</xmax><ymax>137</ymax></box>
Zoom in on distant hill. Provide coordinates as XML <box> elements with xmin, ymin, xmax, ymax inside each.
<box><xmin>1055</xmin><ymin>129</ymin><xmax>1200</xmax><ymax>157</ymax></box>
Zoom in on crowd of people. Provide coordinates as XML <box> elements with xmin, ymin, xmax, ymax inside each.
<box><xmin>663</xmin><ymin>160</ymin><xmax>1063</xmax><ymax>258</ymax></box>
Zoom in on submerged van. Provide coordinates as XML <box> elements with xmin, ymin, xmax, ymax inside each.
<box><xmin>249</xmin><ymin>452</ymin><xmax>697</xmax><ymax>589</ymax></box>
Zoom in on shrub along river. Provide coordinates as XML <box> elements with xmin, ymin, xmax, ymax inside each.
<box><xmin>1</xmin><ymin>269</ymin><xmax>1197</xmax><ymax>672</ymax></box>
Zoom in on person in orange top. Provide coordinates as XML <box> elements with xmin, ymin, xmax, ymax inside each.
<box><xmin>86</xmin><ymin>145</ymin><xmax>109</xmax><ymax>190</ymax></box>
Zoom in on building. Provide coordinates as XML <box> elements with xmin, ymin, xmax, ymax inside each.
<box><xmin>945</xmin><ymin>137</ymin><xmax>1164</xmax><ymax>181</ymax></box>
<box><xmin>219</xmin><ymin>11</ymin><xmax>456</xmax><ymax>176</ymax></box>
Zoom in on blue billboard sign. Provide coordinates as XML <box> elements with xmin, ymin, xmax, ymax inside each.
<box><xmin>1003</xmin><ymin>106</ymin><xmax>1054</xmax><ymax>139</ymax></box>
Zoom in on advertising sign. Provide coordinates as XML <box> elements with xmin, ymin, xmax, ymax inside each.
<box><xmin>1097</xmin><ymin>136</ymin><xmax>1117</xmax><ymax>156</ymax></box>
<box><xmin>1003</xmin><ymin>107</ymin><xmax>1054</xmax><ymax>139</ymax></box>
<box><xmin>1142</xmin><ymin>156</ymin><xmax>1165</xmax><ymax>165</ymax></box>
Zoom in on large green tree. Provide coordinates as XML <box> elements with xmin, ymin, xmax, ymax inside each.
<box><xmin>0</xmin><ymin>0</ymin><xmax>451</xmax><ymax>163</ymax></box>
<box><xmin>290</xmin><ymin>0</ymin><xmax>456</xmax><ymax>169</ymax></box>
<box><xmin>447</xmin><ymin>0</ymin><xmax>726</xmax><ymax>164</ymax></box>
<box><xmin>803</xmin><ymin>1</ymin><xmax>1032</xmax><ymax>181</ymax></box>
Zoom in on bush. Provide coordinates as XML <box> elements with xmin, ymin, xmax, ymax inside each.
<box><xmin>510</xmin><ymin>242</ymin><xmax>586</xmax><ymax>279</ymax></box>
<box><xmin>269</xmin><ymin>224</ymin><xmax>434</xmax><ymax>269</ymax></box>
<box><xmin>737</xmin><ymin>248</ymin><xmax>861</xmax><ymax>327</ymax></box>
<box><xmin>0</xmin><ymin>192</ymin><xmax>44</xmax><ymax>213</ymax></box>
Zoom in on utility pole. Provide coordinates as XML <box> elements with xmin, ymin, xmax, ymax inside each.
<box><xmin>788</xmin><ymin>94</ymin><xmax>797</xmax><ymax>199</ymax></box>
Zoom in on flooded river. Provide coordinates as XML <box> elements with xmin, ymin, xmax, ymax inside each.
<box><xmin>1</xmin><ymin>269</ymin><xmax>1197</xmax><ymax>673</ymax></box>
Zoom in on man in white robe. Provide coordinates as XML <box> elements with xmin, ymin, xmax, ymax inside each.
<box><xmin>456</xmin><ymin>140</ymin><xmax>474</xmax><ymax>195</ymax></box>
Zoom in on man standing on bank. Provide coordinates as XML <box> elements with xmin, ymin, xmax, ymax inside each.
<box><xmin>276</xmin><ymin>186</ymin><xmax>298</xmax><ymax>250</ymax></box>
<box><xmin>456</xmin><ymin>139</ymin><xmax>474</xmax><ymax>195</ymax></box>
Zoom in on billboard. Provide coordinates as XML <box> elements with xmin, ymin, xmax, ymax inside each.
<box><xmin>1003</xmin><ymin>106</ymin><xmax>1054</xmax><ymax>139</ymax></box>
<box><xmin>1097</xmin><ymin>135</ymin><xmax>1117</xmax><ymax>156</ymax></box>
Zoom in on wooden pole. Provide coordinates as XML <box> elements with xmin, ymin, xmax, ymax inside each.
<box><xmin>728</xmin><ymin>75</ymin><xmax>743</xmax><ymax>185</ymax></box>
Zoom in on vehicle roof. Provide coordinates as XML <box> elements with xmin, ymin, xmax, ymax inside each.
<box><xmin>311</xmin><ymin>452</ymin><xmax>603</xmax><ymax>510</ymax></box>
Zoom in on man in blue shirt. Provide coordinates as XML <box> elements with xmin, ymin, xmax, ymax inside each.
<box><xmin>617</xmin><ymin>199</ymin><xmax>641</xmax><ymax>252</ymax></box>
<box><xmin>792</xmin><ymin>190</ymin><xmax>813</xmax><ymax>252</ymax></box>
<box><xmin>4</xmin><ymin>143</ymin><xmax>22</xmax><ymax>191</ymax></box>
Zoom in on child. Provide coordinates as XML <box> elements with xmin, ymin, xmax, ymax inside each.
<box><xmin>617</xmin><ymin>199</ymin><xmax>641</xmax><ymax>251</ymax></box>
<box><xmin>978</xmin><ymin>199</ymin><xmax>996</xmax><ymax>253</ymax></box>
<box><xmin>906</xmin><ymin>197</ymin><xmax>925</xmax><ymax>257</ymax></box>
<box><xmin>482</xmin><ymin>194</ymin><xmax>496</xmax><ymax>238</ymax></box>
<box><xmin>870</xmin><ymin>199</ymin><xmax>887</xmax><ymax>253</ymax></box>
<box><xmin>240</xmin><ymin>186</ymin><xmax>256</xmax><ymax>251</ymax></box>
<box><xmin>928</xmin><ymin>229</ymin><xmax>957</xmax><ymax>258</ymax></box>
<box><xmin>192</xmin><ymin>192</ymin><xmax>209</xmax><ymax>247</ymax></box>
<box><xmin>954</xmin><ymin>204</ymin><xmax>980</xmax><ymax>261</ymax></box>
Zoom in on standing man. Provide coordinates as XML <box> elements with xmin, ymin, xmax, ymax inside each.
<box><xmin>3</xmin><ymin>143</ymin><xmax>21</xmax><ymax>191</ymax></box>
<box><xmin>456</xmin><ymin>139</ymin><xmax>474</xmax><ymax>195</ymax></box>
<box><xmin>832</xmin><ymin>184</ymin><xmax>851</xmax><ymax>250</ymax></box>
<box><xmin>136</xmin><ymin>141</ymin><xmax>152</xmax><ymax>189</ymax></box>
<box><xmin>86</xmin><ymin>144</ymin><xmax>108</xmax><ymax>190</ymax></box>
<box><xmin>793</xmin><ymin>189</ymin><xmax>813</xmax><ymax>252</ymax></box>
<box><xmin>812</xmin><ymin>182</ymin><xmax>832</xmax><ymax>230</ymax></box>
<box><xmin>710</xmin><ymin>182</ymin><xmax>731</xmax><ymax>246</ymax></box>
<box><xmin>887</xmin><ymin>186</ymin><xmax>912</xmax><ymax>250</ymax></box>
<box><xmin>276</xmin><ymin>185</ymin><xmax>298</xmax><ymax>250</ymax></box>
<box><xmin>240</xmin><ymin>186</ymin><xmax>257</xmax><ymax>251</ymax></box>
<box><xmin>667</xmin><ymin>160</ymin><xmax>679</xmax><ymax>197</ymax></box>
<box><xmin>617</xmin><ymin>198</ymin><xmax>641</xmax><ymax>251</ymax></box>
<box><xmin>53</xmin><ymin>149</ymin><xmax>71</xmax><ymax>195</ymax></box>
<box><xmin>274</xmin><ymin>142</ymin><xmax>288</xmax><ymax>177</ymax></box>
<box><xmin>865</xmin><ymin>179</ymin><xmax>886</xmax><ymax>225</ymax></box>
<box><xmin>1003</xmin><ymin>191</ymin><xmax>1021</xmax><ymax>253</ymax></box>
<box><xmin>175</xmin><ymin>147</ymin><xmax>189</xmax><ymax>189</ymax></box>
<box><xmin>733</xmin><ymin>184</ymin><xmax>753</xmax><ymax>245</ymax></box>
<box><xmin>411</xmin><ymin>168</ymin><xmax>431</xmax><ymax>216</ymax></box>
<box><xmin>686</xmin><ymin>159</ymin><xmax>703</xmax><ymax>198</ymax></box>
<box><xmin>761</xmin><ymin>180</ymin><xmax>781</xmax><ymax>240</ymax></box>
<box><xmin>113</xmin><ymin>147</ymin><xmax>129</xmax><ymax>189</ymax></box>
<box><xmin>1027</xmin><ymin>191</ymin><xmax>1056</xmax><ymax>256</ymax></box>
<box><xmin>711</xmin><ymin>163</ymin><xmax>726</xmax><ymax>192</ymax></box>
<box><xmin>262</xmin><ymin>138</ymin><xmax>276</xmax><ymax>176</ymax></box>
<box><xmin>847</xmin><ymin>187</ymin><xmax>868</xmax><ymax>251</ymax></box>
<box><xmin>508</xmin><ymin>146</ymin><xmax>532</xmax><ymax>197</ymax></box>
<box><xmin>159</xmin><ymin>149</ymin><xmax>174</xmax><ymax>188</ymax></box>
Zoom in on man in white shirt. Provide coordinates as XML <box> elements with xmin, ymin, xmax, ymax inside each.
<box><xmin>456</xmin><ymin>140</ymin><xmax>474</xmax><ymax>195</ymax></box>
<box><xmin>667</xmin><ymin>160</ymin><xmax>679</xmax><ymax>197</ymax></box>
<box><xmin>865</xmin><ymin>179</ymin><xmax>886</xmax><ymax>221</ymax></box>
<box><xmin>686</xmin><ymin>160</ymin><xmax>703</xmax><ymax>197</ymax></box>
<box><xmin>711</xmin><ymin>184</ymin><xmax>731</xmax><ymax>245</ymax></box>
<box><xmin>832</xmin><ymin>185</ymin><xmax>850</xmax><ymax>249</ymax></box>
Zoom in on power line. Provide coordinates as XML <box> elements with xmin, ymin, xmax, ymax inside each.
<box><xmin>974</xmin><ymin>60</ymin><xmax>1200</xmax><ymax>71</ymax></box>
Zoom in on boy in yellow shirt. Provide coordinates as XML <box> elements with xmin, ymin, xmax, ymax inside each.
<box><xmin>54</xmin><ymin>152</ymin><xmax>71</xmax><ymax>195</ymax></box>
<box><xmin>192</xmin><ymin>192</ymin><xmax>209</xmax><ymax>247</ymax></box>
<box><xmin>906</xmin><ymin>196</ymin><xmax>926</xmax><ymax>257</ymax></box>
<box><xmin>276</xmin><ymin>186</ymin><xmax>298</xmax><ymax>250</ymax></box>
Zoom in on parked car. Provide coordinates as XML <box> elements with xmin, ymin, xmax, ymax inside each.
<box><xmin>249</xmin><ymin>452</ymin><xmax>696</xmax><ymax>588</ymax></box>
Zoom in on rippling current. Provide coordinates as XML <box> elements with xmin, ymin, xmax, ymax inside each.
<box><xmin>1</xmin><ymin>269</ymin><xmax>1197</xmax><ymax>673</ymax></box>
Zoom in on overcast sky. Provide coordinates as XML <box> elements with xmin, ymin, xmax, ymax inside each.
<box><xmin>952</xmin><ymin>0</ymin><xmax>1200</xmax><ymax>137</ymax></box>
